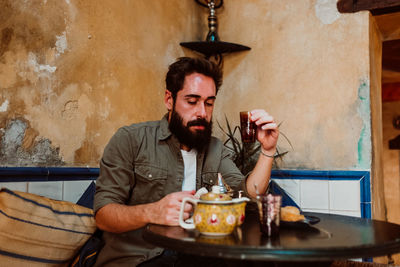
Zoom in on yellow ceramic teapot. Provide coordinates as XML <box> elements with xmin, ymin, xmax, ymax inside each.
<box><xmin>179</xmin><ymin>185</ymin><xmax>249</xmax><ymax>236</ymax></box>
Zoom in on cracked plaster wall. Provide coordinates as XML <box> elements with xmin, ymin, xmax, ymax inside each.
<box><xmin>0</xmin><ymin>0</ymin><xmax>373</xmax><ymax>172</ymax></box>
<box><xmin>0</xmin><ymin>0</ymin><xmax>197</xmax><ymax>166</ymax></box>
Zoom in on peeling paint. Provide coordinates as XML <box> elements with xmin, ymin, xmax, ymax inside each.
<box><xmin>0</xmin><ymin>99</ymin><xmax>9</xmax><ymax>112</ymax></box>
<box><xmin>55</xmin><ymin>31</ymin><xmax>68</xmax><ymax>57</ymax></box>
<box><xmin>2</xmin><ymin>119</ymin><xmax>26</xmax><ymax>155</ymax></box>
<box><xmin>39</xmin><ymin>65</ymin><xmax>57</xmax><ymax>73</ymax></box>
<box><xmin>0</xmin><ymin>119</ymin><xmax>64</xmax><ymax>166</ymax></box>
<box><xmin>315</xmin><ymin>0</ymin><xmax>341</xmax><ymax>25</ymax></box>
<box><xmin>62</xmin><ymin>100</ymin><xmax>79</xmax><ymax>120</ymax></box>
<box><xmin>28</xmin><ymin>52</ymin><xmax>57</xmax><ymax>73</ymax></box>
<box><xmin>357</xmin><ymin>80</ymin><xmax>371</xmax><ymax>169</ymax></box>
<box><xmin>99</xmin><ymin>96</ymin><xmax>111</xmax><ymax>119</ymax></box>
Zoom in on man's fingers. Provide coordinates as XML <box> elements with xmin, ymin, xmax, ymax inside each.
<box><xmin>261</xmin><ymin>123</ymin><xmax>278</xmax><ymax>130</ymax></box>
<box><xmin>184</xmin><ymin>203</ymin><xmax>192</xmax><ymax>212</ymax></box>
<box><xmin>182</xmin><ymin>212</ymin><xmax>190</xmax><ymax>221</ymax></box>
<box><xmin>159</xmin><ymin>191</ymin><xmax>198</xmax><ymax>225</ymax></box>
<box><xmin>251</xmin><ymin>110</ymin><xmax>275</xmax><ymax>125</ymax></box>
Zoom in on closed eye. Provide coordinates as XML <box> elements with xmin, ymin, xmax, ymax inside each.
<box><xmin>205</xmin><ymin>101</ymin><xmax>214</xmax><ymax>107</ymax></box>
<box><xmin>205</xmin><ymin>99</ymin><xmax>215</xmax><ymax>106</ymax></box>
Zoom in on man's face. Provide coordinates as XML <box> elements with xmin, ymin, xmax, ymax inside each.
<box><xmin>166</xmin><ymin>73</ymin><xmax>216</xmax><ymax>150</ymax></box>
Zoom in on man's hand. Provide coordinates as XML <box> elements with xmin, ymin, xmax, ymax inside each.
<box><xmin>95</xmin><ymin>190</ymin><xmax>195</xmax><ymax>233</ymax></box>
<box><xmin>150</xmin><ymin>191</ymin><xmax>195</xmax><ymax>226</ymax></box>
<box><xmin>251</xmin><ymin>109</ymin><xmax>279</xmax><ymax>154</ymax></box>
<box><xmin>244</xmin><ymin>109</ymin><xmax>279</xmax><ymax>198</ymax></box>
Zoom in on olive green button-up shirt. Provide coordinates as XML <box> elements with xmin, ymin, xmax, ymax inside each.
<box><xmin>94</xmin><ymin>114</ymin><xmax>248</xmax><ymax>266</ymax></box>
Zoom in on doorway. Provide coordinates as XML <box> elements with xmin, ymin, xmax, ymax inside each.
<box><xmin>374</xmin><ymin>12</ymin><xmax>400</xmax><ymax>226</ymax></box>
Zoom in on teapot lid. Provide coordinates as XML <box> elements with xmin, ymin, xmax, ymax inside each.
<box><xmin>211</xmin><ymin>185</ymin><xmax>223</xmax><ymax>194</ymax></box>
<box><xmin>200</xmin><ymin>185</ymin><xmax>232</xmax><ymax>201</ymax></box>
<box><xmin>217</xmin><ymin>173</ymin><xmax>227</xmax><ymax>194</ymax></box>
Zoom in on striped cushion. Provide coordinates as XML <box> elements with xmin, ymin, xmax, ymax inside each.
<box><xmin>0</xmin><ymin>188</ymin><xmax>96</xmax><ymax>266</ymax></box>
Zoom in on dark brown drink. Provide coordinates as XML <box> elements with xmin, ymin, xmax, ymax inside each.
<box><xmin>240</xmin><ymin>111</ymin><xmax>256</xmax><ymax>143</ymax></box>
<box><xmin>259</xmin><ymin>194</ymin><xmax>281</xmax><ymax>237</ymax></box>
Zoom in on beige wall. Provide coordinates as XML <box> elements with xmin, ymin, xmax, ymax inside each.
<box><xmin>215</xmin><ymin>1</ymin><xmax>371</xmax><ymax>171</ymax></box>
<box><xmin>0</xmin><ymin>1</ymin><xmax>373</xmax><ymax>170</ymax></box>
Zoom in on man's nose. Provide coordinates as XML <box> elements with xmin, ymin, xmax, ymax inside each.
<box><xmin>196</xmin><ymin>103</ymin><xmax>207</xmax><ymax>118</ymax></box>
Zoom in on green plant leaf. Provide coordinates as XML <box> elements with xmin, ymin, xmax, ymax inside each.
<box><xmin>217</xmin><ymin>115</ymin><xmax>292</xmax><ymax>173</ymax></box>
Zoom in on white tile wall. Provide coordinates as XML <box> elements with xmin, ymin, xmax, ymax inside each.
<box><xmin>0</xmin><ymin>182</ymin><xmax>28</xmax><ymax>192</ymax></box>
<box><xmin>329</xmin><ymin>180</ymin><xmax>360</xmax><ymax>211</ymax></box>
<box><xmin>273</xmin><ymin>179</ymin><xmax>301</xmax><ymax>206</ymax></box>
<box><xmin>63</xmin><ymin>180</ymin><xmax>93</xmax><ymax>203</ymax></box>
<box><xmin>1</xmin><ymin>177</ymin><xmax>362</xmax><ymax>216</ymax></box>
<box><xmin>0</xmin><ymin>181</ymin><xmax>93</xmax><ymax>203</ymax></box>
<box><xmin>274</xmin><ymin>178</ymin><xmax>362</xmax><ymax>218</ymax></box>
<box><xmin>300</xmin><ymin>180</ymin><xmax>329</xmax><ymax>210</ymax></box>
<box><xmin>28</xmin><ymin>181</ymin><xmax>64</xmax><ymax>200</ymax></box>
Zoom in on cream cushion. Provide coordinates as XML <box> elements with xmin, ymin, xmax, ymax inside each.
<box><xmin>0</xmin><ymin>188</ymin><xmax>96</xmax><ymax>266</ymax></box>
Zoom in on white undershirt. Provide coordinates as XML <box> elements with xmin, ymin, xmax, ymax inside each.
<box><xmin>181</xmin><ymin>149</ymin><xmax>197</xmax><ymax>191</ymax></box>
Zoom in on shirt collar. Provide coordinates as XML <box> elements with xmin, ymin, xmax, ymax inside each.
<box><xmin>159</xmin><ymin>113</ymin><xmax>172</xmax><ymax>141</ymax></box>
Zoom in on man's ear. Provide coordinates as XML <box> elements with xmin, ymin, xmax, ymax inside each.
<box><xmin>164</xmin><ymin>90</ymin><xmax>173</xmax><ymax>111</ymax></box>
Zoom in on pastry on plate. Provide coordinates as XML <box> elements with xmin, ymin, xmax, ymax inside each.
<box><xmin>280</xmin><ymin>206</ymin><xmax>305</xmax><ymax>222</ymax></box>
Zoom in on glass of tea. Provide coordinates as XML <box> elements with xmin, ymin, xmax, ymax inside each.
<box><xmin>258</xmin><ymin>194</ymin><xmax>282</xmax><ymax>237</ymax></box>
<box><xmin>240</xmin><ymin>111</ymin><xmax>257</xmax><ymax>143</ymax></box>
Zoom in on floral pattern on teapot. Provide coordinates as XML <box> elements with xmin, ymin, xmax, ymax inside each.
<box><xmin>193</xmin><ymin>204</ymin><xmax>238</xmax><ymax>235</ymax></box>
<box><xmin>179</xmin><ymin>178</ymin><xmax>250</xmax><ymax>236</ymax></box>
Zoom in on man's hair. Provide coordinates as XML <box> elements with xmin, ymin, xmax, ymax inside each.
<box><xmin>165</xmin><ymin>57</ymin><xmax>223</xmax><ymax>100</ymax></box>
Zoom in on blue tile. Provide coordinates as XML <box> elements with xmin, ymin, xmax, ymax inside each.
<box><xmin>0</xmin><ymin>167</ymin><xmax>99</xmax><ymax>182</ymax></box>
<box><xmin>360</xmin><ymin>173</ymin><xmax>371</xmax><ymax>203</ymax></box>
<box><xmin>361</xmin><ymin>203</ymin><xmax>372</xmax><ymax>219</ymax></box>
<box><xmin>272</xmin><ymin>170</ymin><xmax>371</xmax><ymax>218</ymax></box>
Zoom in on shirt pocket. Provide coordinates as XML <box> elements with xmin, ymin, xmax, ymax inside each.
<box><xmin>132</xmin><ymin>164</ymin><xmax>168</xmax><ymax>204</ymax></box>
<box><xmin>201</xmin><ymin>172</ymin><xmax>219</xmax><ymax>192</ymax></box>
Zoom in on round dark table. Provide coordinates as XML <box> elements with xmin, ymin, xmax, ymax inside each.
<box><xmin>143</xmin><ymin>211</ymin><xmax>400</xmax><ymax>262</ymax></box>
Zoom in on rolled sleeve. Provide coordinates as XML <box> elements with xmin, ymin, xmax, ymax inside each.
<box><xmin>94</xmin><ymin>127</ymin><xmax>136</xmax><ymax>214</ymax></box>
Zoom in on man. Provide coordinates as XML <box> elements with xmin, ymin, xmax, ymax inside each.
<box><xmin>94</xmin><ymin>57</ymin><xmax>279</xmax><ymax>266</ymax></box>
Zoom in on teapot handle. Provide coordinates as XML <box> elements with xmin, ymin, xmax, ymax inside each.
<box><xmin>179</xmin><ymin>197</ymin><xmax>197</xmax><ymax>230</ymax></box>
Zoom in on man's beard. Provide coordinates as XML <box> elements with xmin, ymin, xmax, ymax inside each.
<box><xmin>169</xmin><ymin>109</ymin><xmax>212</xmax><ymax>151</ymax></box>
